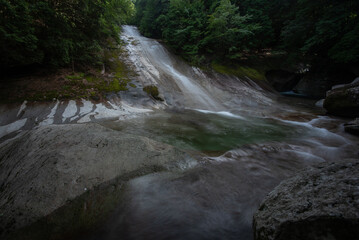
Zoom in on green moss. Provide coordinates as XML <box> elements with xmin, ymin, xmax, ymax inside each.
<box><xmin>62</xmin><ymin>85</ymin><xmax>72</xmax><ymax>91</ymax></box>
<box><xmin>129</xmin><ymin>83</ymin><xmax>136</xmax><ymax>88</ymax></box>
<box><xmin>66</xmin><ymin>73</ymin><xmax>85</xmax><ymax>80</ymax></box>
<box><xmin>85</xmin><ymin>75</ymin><xmax>97</xmax><ymax>83</ymax></box>
<box><xmin>143</xmin><ymin>85</ymin><xmax>163</xmax><ymax>101</ymax></box>
<box><xmin>211</xmin><ymin>62</ymin><xmax>266</xmax><ymax>81</ymax></box>
<box><xmin>109</xmin><ymin>78</ymin><xmax>121</xmax><ymax>92</ymax></box>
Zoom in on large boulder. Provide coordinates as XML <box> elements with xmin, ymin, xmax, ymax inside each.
<box><xmin>253</xmin><ymin>161</ymin><xmax>359</xmax><ymax>240</ymax></box>
<box><xmin>323</xmin><ymin>82</ymin><xmax>359</xmax><ymax>117</ymax></box>
<box><xmin>0</xmin><ymin>123</ymin><xmax>194</xmax><ymax>237</ymax></box>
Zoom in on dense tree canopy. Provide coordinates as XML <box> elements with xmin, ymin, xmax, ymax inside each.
<box><xmin>0</xmin><ymin>0</ymin><xmax>135</xmax><ymax>68</ymax></box>
<box><xmin>134</xmin><ymin>0</ymin><xmax>359</xmax><ymax>65</ymax></box>
<box><xmin>1</xmin><ymin>0</ymin><xmax>358</xmax><ymax>70</ymax></box>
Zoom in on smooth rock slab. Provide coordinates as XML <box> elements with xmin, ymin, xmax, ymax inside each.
<box><xmin>253</xmin><ymin>161</ymin><xmax>359</xmax><ymax>240</ymax></box>
<box><xmin>0</xmin><ymin>123</ymin><xmax>194</xmax><ymax>237</ymax></box>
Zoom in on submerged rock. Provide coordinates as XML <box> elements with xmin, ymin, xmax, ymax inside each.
<box><xmin>253</xmin><ymin>161</ymin><xmax>359</xmax><ymax>240</ymax></box>
<box><xmin>0</xmin><ymin>123</ymin><xmax>194</xmax><ymax>237</ymax></box>
<box><xmin>324</xmin><ymin>82</ymin><xmax>359</xmax><ymax>117</ymax></box>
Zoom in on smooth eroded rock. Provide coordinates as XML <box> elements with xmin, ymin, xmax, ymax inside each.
<box><xmin>253</xmin><ymin>161</ymin><xmax>359</xmax><ymax>240</ymax></box>
<box><xmin>0</xmin><ymin>123</ymin><xmax>194</xmax><ymax>237</ymax></box>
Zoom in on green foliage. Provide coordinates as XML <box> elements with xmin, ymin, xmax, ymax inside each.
<box><xmin>134</xmin><ymin>0</ymin><xmax>359</xmax><ymax>68</ymax></box>
<box><xmin>280</xmin><ymin>0</ymin><xmax>359</xmax><ymax>63</ymax></box>
<box><xmin>204</xmin><ymin>0</ymin><xmax>261</xmax><ymax>59</ymax></box>
<box><xmin>0</xmin><ymin>0</ymin><xmax>135</xmax><ymax>68</ymax></box>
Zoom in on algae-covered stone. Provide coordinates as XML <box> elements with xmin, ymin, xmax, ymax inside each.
<box><xmin>143</xmin><ymin>85</ymin><xmax>164</xmax><ymax>101</ymax></box>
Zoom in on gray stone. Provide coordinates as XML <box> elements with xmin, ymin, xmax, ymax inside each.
<box><xmin>253</xmin><ymin>161</ymin><xmax>359</xmax><ymax>240</ymax></box>
<box><xmin>324</xmin><ymin>82</ymin><xmax>359</xmax><ymax>117</ymax></box>
<box><xmin>0</xmin><ymin>123</ymin><xmax>194</xmax><ymax>236</ymax></box>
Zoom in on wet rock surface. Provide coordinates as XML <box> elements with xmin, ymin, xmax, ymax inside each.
<box><xmin>324</xmin><ymin>82</ymin><xmax>359</xmax><ymax>117</ymax></box>
<box><xmin>344</xmin><ymin>118</ymin><xmax>359</xmax><ymax>136</ymax></box>
<box><xmin>253</xmin><ymin>161</ymin><xmax>359</xmax><ymax>240</ymax></box>
<box><xmin>0</xmin><ymin>123</ymin><xmax>194</xmax><ymax>238</ymax></box>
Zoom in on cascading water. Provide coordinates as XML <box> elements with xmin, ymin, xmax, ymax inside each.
<box><xmin>122</xmin><ymin>25</ymin><xmax>221</xmax><ymax>110</ymax></box>
<box><xmin>89</xmin><ymin>26</ymin><xmax>358</xmax><ymax>240</ymax></box>
<box><xmin>121</xmin><ymin>25</ymin><xmax>276</xmax><ymax>114</ymax></box>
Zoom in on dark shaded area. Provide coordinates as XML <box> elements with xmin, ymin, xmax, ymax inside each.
<box><xmin>276</xmin><ymin>217</ymin><xmax>359</xmax><ymax>240</ymax></box>
<box><xmin>324</xmin><ymin>82</ymin><xmax>359</xmax><ymax>117</ymax></box>
<box><xmin>265</xmin><ymin>70</ymin><xmax>301</xmax><ymax>92</ymax></box>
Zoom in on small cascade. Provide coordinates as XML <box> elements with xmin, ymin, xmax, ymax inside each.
<box><xmin>121</xmin><ymin>26</ymin><xmax>223</xmax><ymax>110</ymax></box>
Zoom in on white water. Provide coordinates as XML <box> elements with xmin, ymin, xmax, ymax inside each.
<box><xmin>122</xmin><ymin>25</ymin><xmax>224</xmax><ymax>110</ymax></box>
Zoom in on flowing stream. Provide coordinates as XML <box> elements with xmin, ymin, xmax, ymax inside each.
<box><xmin>90</xmin><ymin>26</ymin><xmax>358</xmax><ymax>240</ymax></box>
<box><xmin>1</xmin><ymin>26</ymin><xmax>358</xmax><ymax>240</ymax></box>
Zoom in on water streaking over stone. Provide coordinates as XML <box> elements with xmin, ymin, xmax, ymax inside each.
<box><xmin>0</xmin><ymin>98</ymin><xmax>153</xmax><ymax>142</ymax></box>
<box><xmin>194</xmin><ymin>109</ymin><xmax>246</xmax><ymax>120</ymax></box>
<box><xmin>121</xmin><ymin>25</ymin><xmax>275</xmax><ymax>112</ymax></box>
<box><xmin>121</xmin><ymin>25</ymin><xmax>220</xmax><ymax>110</ymax></box>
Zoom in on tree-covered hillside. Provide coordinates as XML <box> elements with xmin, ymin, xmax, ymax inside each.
<box><xmin>0</xmin><ymin>0</ymin><xmax>135</xmax><ymax>69</ymax></box>
<box><xmin>134</xmin><ymin>0</ymin><xmax>359</xmax><ymax>66</ymax></box>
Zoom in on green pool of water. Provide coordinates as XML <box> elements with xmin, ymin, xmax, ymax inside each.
<box><xmin>103</xmin><ymin>110</ymin><xmax>309</xmax><ymax>152</ymax></box>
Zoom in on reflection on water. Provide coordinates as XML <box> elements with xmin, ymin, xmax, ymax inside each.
<box><xmin>101</xmin><ymin>109</ymin><xmax>310</xmax><ymax>153</ymax></box>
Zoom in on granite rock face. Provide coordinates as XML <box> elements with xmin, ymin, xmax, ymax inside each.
<box><xmin>0</xmin><ymin>123</ymin><xmax>194</xmax><ymax>237</ymax></box>
<box><xmin>253</xmin><ymin>161</ymin><xmax>359</xmax><ymax>240</ymax></box>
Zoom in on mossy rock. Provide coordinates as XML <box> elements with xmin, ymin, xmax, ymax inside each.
<box><xmin>143</xmin><ymin>85</ymin><xmax>163</xmax><ymax>101</ymax></box>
